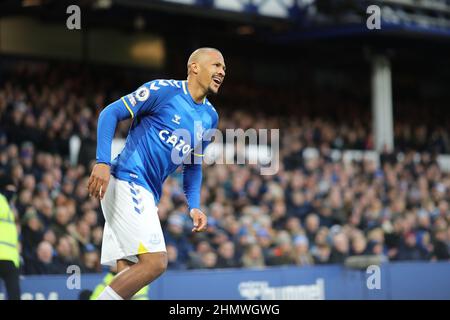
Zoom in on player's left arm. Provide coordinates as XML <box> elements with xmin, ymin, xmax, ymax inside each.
<box><xmin>183</xmin><ymin>107</ymin><xmax>218</xmax><ymax>233</ymax></box>
<box><xmin>183</xmin><ymin>162</ymin><xmax>206</xmax><ymax>232</ymax></box>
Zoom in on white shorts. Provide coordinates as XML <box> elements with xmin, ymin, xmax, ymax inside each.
<box><xmin>100</xmin><ymin>175</ymin><xmax>166</xmax><ymax>267</ymax></box>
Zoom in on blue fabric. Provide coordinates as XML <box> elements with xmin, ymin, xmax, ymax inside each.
<box><xmin>183</xmin><ymin>162</ymin><xmax>202</xmax><ymax>210</ymax></box>
<box><xmin>96</xmin><ymin>99</ymin><xmax>131</xmax><ymax>165</ymax></box>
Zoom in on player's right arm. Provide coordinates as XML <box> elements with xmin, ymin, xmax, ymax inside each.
<box><xmin>88</xmin><ymin>97</ymin><xmax>131</xmax><ymax>199</ymax></box>
<box><xmin>88</xmin><ymin>81</ymin><xmax>165</xmax><ymax>199</ymax></box>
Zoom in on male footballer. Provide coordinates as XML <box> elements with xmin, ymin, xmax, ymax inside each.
<box><xmin>88</xmin><ymin>48</ymin><xmax>225</xmax><ymax>300</ymax></box>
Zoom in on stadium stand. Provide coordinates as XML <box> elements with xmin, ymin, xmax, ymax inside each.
<box><xmin>0</xmin><ymin>59</ymin><xmax>448</xmax><ymax>275</ymax></box>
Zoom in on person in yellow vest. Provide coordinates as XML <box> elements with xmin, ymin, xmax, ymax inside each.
<box><xmin>90</xmin><ymin>266</ymin><xmax>149</xmax><ymax>300</ymax></box>
<box><xmin>0</xmin><ymin>174</ymin><xmax>21</xmax><ymax>300</ymax></box>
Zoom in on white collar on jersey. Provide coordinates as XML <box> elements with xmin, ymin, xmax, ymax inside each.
<box><xmin>181</xmin><ymin>80</ymin><xmax>207</xmax><ymax>105</ymax></box>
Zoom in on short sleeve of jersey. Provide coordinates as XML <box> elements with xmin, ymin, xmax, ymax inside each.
<box><xmin>120</xmin><ymin>80</ymin><xmax>177</xmax><ymax>118</ymax></box>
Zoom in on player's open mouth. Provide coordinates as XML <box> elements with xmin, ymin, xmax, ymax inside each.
<box><xmin>212</xmin><ymin>76</ymin><xmax>222</xmax><ymax>85</ymax></box>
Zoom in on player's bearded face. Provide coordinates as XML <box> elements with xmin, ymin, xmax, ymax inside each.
<box><xmin>202</xmin><ymin>54</ymin><xmax>226</xmax><ymax>95</ymax></box>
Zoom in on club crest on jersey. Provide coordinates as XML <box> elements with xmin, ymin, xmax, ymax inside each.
<box><xmin>195</xmin><ymin>123</ymin><xmax>204</xmax><ymax>141</ymax></box>
<box><xmin>135</xmin><ymin>86</ymin><xmax>150</xmax><ymax>102</ymax></box>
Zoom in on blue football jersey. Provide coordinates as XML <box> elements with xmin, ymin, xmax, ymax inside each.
<box><xmin>100</xmin><ymin>79</ymin><xmax>218</xmax><ymax>204</ymax></box>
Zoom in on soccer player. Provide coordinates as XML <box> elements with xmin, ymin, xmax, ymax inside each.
<box><xmin>88</xmin><ymin>48</ymin><xmax>225</xmax><ymax>300</ymax></box>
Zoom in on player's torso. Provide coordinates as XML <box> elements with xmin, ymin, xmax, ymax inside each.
<box><xmin>140</xmin><ymin>92</ymin><xmax>212</xmax><ymax>158</ymax></box>
<box><xmin>113</xmin><ymin>80</ymin><xmax>215</xmax><ymax>195</ymax></box>
<box><xmin>134</xmin><ymin>83</ymin><xmax>213</xmax><ymax>165</ymax></box>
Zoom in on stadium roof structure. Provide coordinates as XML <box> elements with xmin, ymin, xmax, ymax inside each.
<box><xmin>2</xmin><ymin>0</ymin><xmax>450</xmax><ymax>43</ymax></box>
<box><xmin>123</xmin><ymin>0</ymin><xmax>450</xmax><ymax>38</ymax></box>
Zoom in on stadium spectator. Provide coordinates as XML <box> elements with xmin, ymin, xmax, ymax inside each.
<box><xmin>241</xmin><ymin>244</ymin><xmax>266</xmax><ymax>268</ymax></box>
<box><xmin>266</xmin><ymin>231</ymin><xmax>296</xmax><ymax>266</ymax></box>
<box><xmin>329</xmin><ymin>232</ymin><xmax>350</xmax><ymax>264</ymax></box>
<box><xmin>23</xmin><ymin>241</ymin><xmax>61</xmax><ymax>275</ymax></box>
<box><xmin>199</xmin><ymin>252</ymin><xmax>218</xmax><ymax>269</ymax></box>
<box><xmin>164</xmin><ymin>214</ymin><xmax>193</xmax><ymax>264</ymax></box>
<box><xmin>21</xmin><ymin>207</ymin><xmax>45</xmax><ymax>259</ymax></box>
<box><xmin>432</xmin><ymin>227</ymin><xmax>450</xmax><ymax>260</ymax></box>
<box><xmin>350</xmin><ymin>233</ymin><xmax>368</xmax><ymax>256</ymax></box>
<box><xmin>305</xmin><ymin>214</ymin><xmax>320</xmax><ymax>244</ymax></box>
<box><xmin>167</xmin><ymin>244</ymin><xmax>186</xmax><ymax>270</ymax></box>
<box><xmin>292</xmin><ymin>234</ymin><xmax>314</xmax><ymax>266</ymax></box>
<box><xmin>53</xmin><ymin>235</ymin><xmax>81</xmax><ymax>271</ymax></box>
<box><xmin>397</xmin><ymin>232</ymin><xmax>428</xmax><ymax>261</ymax></box>
<box><xmin>81</xmin><ymin>244</ymin><xmax>101</xmax><ymax>273</ymax></box>
<box><xmin>312</xmin><ymin>244</ymin><xmax>331</xmax><ymax>265</ymax></box>
<box><xmin>216</xmin><ymin>241</ymin><xmax>240</xmax><ymax>269</ymax></box>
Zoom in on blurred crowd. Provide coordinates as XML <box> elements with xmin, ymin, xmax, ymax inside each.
<box><xmin>0</xmin><ymin>60</ymin><xmax>449</xmax><ymax>275</ymax></box>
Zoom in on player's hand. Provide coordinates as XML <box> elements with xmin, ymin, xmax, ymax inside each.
<box><xmin>190</xmin><ymin>208</ymin><xmax>207</xmax><ymax>233</ymax></box>
<box><xmin>88</xmin><ymin>163</ymin><xmax>110</xmax><ymax>200</ymax></box>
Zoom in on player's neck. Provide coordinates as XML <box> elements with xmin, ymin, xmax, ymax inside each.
<box><xmin>186</xmin><ymin>78</ymin><xmax>207</xmax><ymax>104</ymax></box>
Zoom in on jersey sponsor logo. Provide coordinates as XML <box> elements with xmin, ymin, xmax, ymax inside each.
<box><xmin>158</xmin><ymin>130</ymin><xmax>193</xmax><ymax>155</ymax></box>
<box><xmin>172</xmin><ymin>114</ymin><xmax>181</xmax><ymax>125</ymax></box>
<box><xmin>135</xmin><ymin>86</ymin><xmax>150</xmax><ymax>102</ymax></box>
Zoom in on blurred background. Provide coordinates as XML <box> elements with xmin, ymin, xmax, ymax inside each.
<box><xmin>0</xmin><ymin>0</ymin><xmax>449</xmax><ymax>300</ymax></box>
